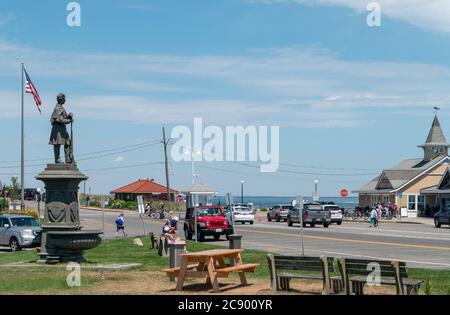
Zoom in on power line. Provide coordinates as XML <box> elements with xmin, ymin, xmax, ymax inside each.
<box><xmin>0</xmin><ymin>161</ymin><xmax>165</xmax><ymax>176</ymax></box>
<box><xmin>169</xmin><ymin>142</ymin><xmax>378</xmax><ymax>176</ymax></box>
<box><xmin>0</xmin><ymin>140</ymin><xmax>162</xmax><ymax>169</ymax></box>
<box><xmin>0</xmin><ymin>138</ymin><xmax>162</xmax><ymax>164</ymax></box>
<box><xmin>83</xmin><ymin>161</ymin><xmax>164</xmax><ymax>172</ymax></box>
<box><xmin>192</xmin><ymin>163</ymin><xmax>365</xmax><ymax>184</ymax></box>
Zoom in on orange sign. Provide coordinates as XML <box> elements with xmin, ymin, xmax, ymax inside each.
<box><xmin>340</xmin><ymin>189</ymin><xmax>349</xmax><ymax>197</ymax></box>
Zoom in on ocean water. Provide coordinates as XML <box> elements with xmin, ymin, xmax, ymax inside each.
<box><xmin>212</xmin><ymin>196</ymin><xmax>358</xmax><ymax>209</ymax></box>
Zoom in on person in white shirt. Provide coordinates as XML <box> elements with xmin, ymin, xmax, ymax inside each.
<box><xmin>370</xmin><ymin>208</ymin><xmax>378</xmax><ymax>227</ymax></box>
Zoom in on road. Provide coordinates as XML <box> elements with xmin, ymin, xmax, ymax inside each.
<box><xmin>77</xmin><ymin>207</ymin><xmax>450</xmax><ymax>270</ymax></box>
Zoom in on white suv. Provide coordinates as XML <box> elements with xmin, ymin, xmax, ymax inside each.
<box><xmin>322</xmin><ymin>205</ymin><xmax>343</xmax><ymax>225</ymax></box>
<box><xmin>232</xmin><ymin>205</ymin><xmax>255</xmax><ymax>225</ymax></box>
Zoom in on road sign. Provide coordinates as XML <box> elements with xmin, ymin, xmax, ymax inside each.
<box><xmin>340</xmin><ymin>189</ymin><xmax>349</xmax><ymax>198</ymax></box>
<box><xmin>226</xmin><ymin>192</ymin><xmax>233</xmax><ymax>207</ymax></box>
<box><xmin>136</xmin><ymin>195</ymin><xmax>146</xmax><ymax>235</ymax></box>
<box><xmin>312</xmin><ymin>190</ymin><xmax>319</xmax><ymax>201</ymax></box>
<box><xmin>137</xmin><ymin>195</ymin><xmax>145</xmax><ymax>214</ymax></box>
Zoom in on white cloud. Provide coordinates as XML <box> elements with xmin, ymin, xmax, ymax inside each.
<box><xmin>114</xmin><ymin>156</ymin><xmax>125</xmax><ymax>163</ymax></box>
<box><xmin>247</xmin><ymin>0</ymin><xmax>450</xmax><ymax>33</ymax></box>
<box><xmin>1</xmin><ymin>40</ymin><xmax>450</xmax><ymax>128</ymax></box>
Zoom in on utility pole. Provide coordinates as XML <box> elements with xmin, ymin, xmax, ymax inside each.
<box><xmin>21</xmin><ymin>62</ymin><xmax>25</xmax><ymax>210</ymax></box>
<box><xmin>162</xmin><ymin>127</ymin><xmax>171</xmax><ymax>205</ymax></box>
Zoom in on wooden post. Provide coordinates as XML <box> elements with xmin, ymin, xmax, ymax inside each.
<box><xmin>267</xmin><ymin>254</ymin><xmax>278</xmax><ymax>291</ymax></box>
<box><xmin>338</xmin><ymin>257</ymin><xmax>350</xmax><ymax>295</ymax></box>
<box><xmin>321</xmin><ymin>256</ymin><xmax>332</xmax><ymax>295</ymax></box>
<box><xmin>391</xmin><ymin>260</ymin><xmax>404</xmax><ymax>295</ymax></box>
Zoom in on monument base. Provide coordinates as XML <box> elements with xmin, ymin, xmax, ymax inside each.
<box><xmin>36</xmin><ymin>163</ymin><xmax>102</xmax><ymax>264</ymax></box>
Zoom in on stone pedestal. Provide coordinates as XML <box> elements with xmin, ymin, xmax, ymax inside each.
<box><xmin>36</xmin><ymin>164</ymin><xmax>102</xmax><ymax>263</ymax></box>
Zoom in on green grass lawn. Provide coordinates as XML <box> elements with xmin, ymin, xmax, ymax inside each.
<box><xmin>0</xmin><ymin>236</ymin><xmax>449</xmax><ymax>294</ymax></box>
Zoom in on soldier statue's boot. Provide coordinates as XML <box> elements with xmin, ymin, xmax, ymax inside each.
<box><xmin>64</xmin><ymin>144</ymin><xmax>73</xmax><ymax>164</ymax></box>
<box><xmin>54</xmin><ymin>145</ymin><xmax>63</xmax><ymax>163</ymax></box>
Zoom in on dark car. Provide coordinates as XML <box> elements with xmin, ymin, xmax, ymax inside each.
<box><xmin>287</xmin><ymin>203</ymin><xmax>331</xmax><ymax>228</ymax></box>
<box><xmin>183</xmin><ymin>206</ymin><xmax>233</xmax><ymax>241</ymax></box>
<box><xmin>434</xmin><ymin>205</ymin><xmax>450</xmax><ymax>228</ymax></box>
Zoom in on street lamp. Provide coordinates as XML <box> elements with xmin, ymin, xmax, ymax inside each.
<box><xmin>240</xmin><ymin>180</ymin><xmax>244</xmax><ymax>204</ymax></box>
<box><xmin>184</xmin><ymin>146</ymin><xmax>201</xmax><ymax>184</ymax></box>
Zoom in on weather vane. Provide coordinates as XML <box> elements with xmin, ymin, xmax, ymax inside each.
<box><xmin>433</xmin><ymin>106</ymin><xmax>440</xmax><ymax>114</ymax></box>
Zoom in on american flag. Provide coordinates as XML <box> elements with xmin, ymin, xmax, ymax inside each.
<box><xmin>24</xmin><ymin>69</ymin><xmax>42</xmax><ymax>113</ymax></box>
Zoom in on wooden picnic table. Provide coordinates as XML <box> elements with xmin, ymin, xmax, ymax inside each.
<box><xmin>161</xmin><ymin>248</ymin><xmax>258</xmax><ymax>292</ymax></box>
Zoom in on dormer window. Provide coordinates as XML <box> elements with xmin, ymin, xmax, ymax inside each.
<box><xmin>434</xmin><ymin>147</ymin><xmax>445</xmax><ymax>154</ymax></box>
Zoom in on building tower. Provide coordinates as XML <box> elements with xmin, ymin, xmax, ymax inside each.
<box><xmin>418</xmin><ymin>114</ymin><xmax>450</xmax><ymax>161</ymax></box>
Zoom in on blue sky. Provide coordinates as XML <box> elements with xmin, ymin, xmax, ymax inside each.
<box><xmin>1</xmin><ymin>0</ymin><xmax>450</xmax><ymax>196</ymax></box>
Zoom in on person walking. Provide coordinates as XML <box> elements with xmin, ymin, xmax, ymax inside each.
<box><xmin>115</xmin><ymin>212</ymin><xmax>127</xmax><ymax>237</ymax></box>
<box><xmin>388</xmin><ymin>202</ymin><xmax>396</xmax><ymax>218</ymax></box>
<box><xmin>159</xmin><ymin>202</ymin><xmax>165</xmax><ymax>219</ymax></box>
<box><xmin>369</xmin><ymin>207</ymin><xmax>378</xmax><ymax>227</ymax></box>
<box><xmin>376</xmin><ymin>204</ymin><xmax>382</xmax><ymax>227</ymax></box>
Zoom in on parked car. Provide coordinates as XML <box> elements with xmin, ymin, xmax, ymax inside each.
<box><xmin>286</xmin><ymin>203</ymin><xmax>331</xmax><ymax>228</ymax></box>
<box><xmin>183</xmin><ymin>206</ymin><xmax>233</xmax><ymax>241</ymax></box>
<box><xmin>0</xmin><ymin>215</ymin><xmax>42</xmax><ymax>251</ymax></box>
<box><xmin>434</xmin><ymin>205</ymin><xmax>450</xmax><ymax>228</ymax></box>
<box><xmin>322</xmin><ymin>204</ymin><xmax>343</xmax><ymax>225</ymax></box>
<box><xmin>230</xmin><ymin>205</ymin><xmax>255</xmax><ymax>224</ymax></box>
<box><xmin>267</xmin><ymin>204</ymin><xmax>294</xmax><ymax>222</ymax></box>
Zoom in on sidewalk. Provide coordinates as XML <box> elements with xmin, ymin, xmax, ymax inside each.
<box><xmin>343</xmin><ymin>216</ymin><xmax>434</xmax><ymax>226</ymax></box>
<box><xmin>81</xmin><ymin>206</ymin><xmax>185</xmax><ymax>218</ymax></box>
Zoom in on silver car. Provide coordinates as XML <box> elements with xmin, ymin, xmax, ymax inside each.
<box><xmin>267</xmin><ymin>204</ymin><xmax>293</xmax><ymax>222</ymax></box>
<box><xmin>287</xmin><ymin>203</ymin><xmax>331</xmax><ymax>228</ymax></box>
<box><xmin>0</xmin><ymin>215</ymin><xmax>42</xmax><ymax>251</ymax></box>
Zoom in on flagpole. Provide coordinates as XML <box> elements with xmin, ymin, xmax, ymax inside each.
<box><xmin>21</xmin><ymin>63</ymin><xmax>25</xmax><ymax>210</ymax></box>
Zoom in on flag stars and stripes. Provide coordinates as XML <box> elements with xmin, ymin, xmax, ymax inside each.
<box><xmin>24</xmin><ymin>69</ymin><xmax>42</xmax><ymax>113</ymax></box>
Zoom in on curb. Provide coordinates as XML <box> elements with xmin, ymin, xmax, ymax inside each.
<box><xmin>80</xmin><ymin>206</ymin><xmax>136</xmax><ymax>213</ymax></box>
<box><xmin>0</xmin><ymin>262</ymin><xmax>142</xmax><ymax>271</ymax></box>
<box><xmin>342</xmin><ymin>219</ymin><xmax>431</xmax><ymax>225</ymax></box>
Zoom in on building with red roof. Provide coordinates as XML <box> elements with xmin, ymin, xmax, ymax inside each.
<box><xmin>111</xmin><ymin>178</ymin><xmax>177</xmax><ymax>201</ymax></box>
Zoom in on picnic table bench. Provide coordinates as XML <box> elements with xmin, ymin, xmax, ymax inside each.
<box><xmin>162</xmin><ymin>249</ymin><xmax>258</xmax><ymax>292</ymax></box>
<box><xmin>267</xmin><ymin>254</ymin><xmax>342</xmax><ymax>294</ymax></box>
<box><xmin>337</xmin><ymin>257</ymin><xmax>423</xmax><ymax>295</ymax></box>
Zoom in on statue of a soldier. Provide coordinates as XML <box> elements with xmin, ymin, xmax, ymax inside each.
<box><xmin>49</xmin><ymin>93</ymin><xmax>73</xmax><ymax>164</ymax></box>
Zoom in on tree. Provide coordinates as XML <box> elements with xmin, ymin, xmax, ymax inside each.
<box><xmin>8</xmin><ymin>176</ymin><xmax>20</xmax><ymax>201</ymax></box>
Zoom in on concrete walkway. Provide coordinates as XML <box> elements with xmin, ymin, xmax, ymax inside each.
<box><xmin>343</xmin><ymin>216</ymin><xmax>434</xmax><ymax>226</ymax></box>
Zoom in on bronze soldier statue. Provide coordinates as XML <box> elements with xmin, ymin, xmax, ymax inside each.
<box><xmin>49</xmin><ymin>93</ymin><xmax>73</xmax><ymax>164</ymax></box>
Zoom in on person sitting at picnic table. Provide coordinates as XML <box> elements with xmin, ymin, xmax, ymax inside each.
<box><xmin>162</xmin><ymin>223</ymin><xmax>180</xmax><ymax>244</ymax></box>
<box><xmin>168</xmin><ymin>211</ymin><xmax>179</xmax><ymax>229</ymax></box>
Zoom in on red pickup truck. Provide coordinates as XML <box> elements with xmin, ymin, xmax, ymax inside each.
<box><xmin>183</xmin><ymin>206</ymin><xmax>233</xmax><ymax>241</ymax></box>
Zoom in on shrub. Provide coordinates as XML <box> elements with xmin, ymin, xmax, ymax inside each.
<box><xmin>0</xmin><ymin>199</ymin><xmax>9</xmax><ymax>210</ymax></box>
<box><xmin>89</xmin><ymin>199</ymin><xmax>101</xmax><ymax>207</ymax></box>
<box><xmin>259</xmin><ymin>208</ymin><xmax>268</xmax><ymax>212</ymax></box>
<box><xmin>125</xmin><ymin>201</ymin><xmax>137</xmax><ymax>210</ymax></box>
